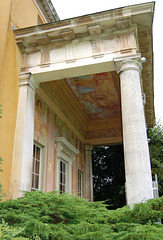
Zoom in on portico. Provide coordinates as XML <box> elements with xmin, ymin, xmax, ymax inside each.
<box><xmin>10</xmin><ymin>3</ymin><xmax>155</xmax><ymax>206</ymax></box>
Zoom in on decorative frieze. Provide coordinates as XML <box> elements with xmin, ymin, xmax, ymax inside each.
<box><xmin>21</xmin><ymin>54</ymin><xmax>28</xmax><ymax>72</ymax></box>
<box><xmin>66</xmin><ymin>45</ymin><xmax>76</xmax><ymax>63</ymax></box>
<box><xmin>119</xmin><ymin>35</ymin><xmax>133</xmax><ymax>54</ymax></box>
<box><xmin>41</xmin><ymin>50</ymin><xmax>50</xmax><ymax>67</ymax></box>
<box><xmin>92</xmin><ymin>40</ymin><xmax>104</xmax><ymax>58</ymax></box>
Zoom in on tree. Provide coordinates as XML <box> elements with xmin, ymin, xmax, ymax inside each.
<box><xmin>147</xmin><ymin>122</ymin><xmax>163</xmax><ymax>196</ymax></box>
<box><xmin>92</xmin><ymin>122</ymin><xmax>163</xmax><ymax>209</ymax></box>
<box><xmin>92</xmin><ymin>145</ymin><xmax>126</xmax><ymax>209</ymax></box>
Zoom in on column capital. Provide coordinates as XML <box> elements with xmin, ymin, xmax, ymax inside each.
<box><xmin>85</xmin><ymin>145</ymin><xmax>93</xmax><ymax>152</ymax></box>
<box><xmin>19</xmin><ymin>73</ymin><xmax>40</xmax><ymax>91</ymax></box>
<box><xmin>114</xmin><ymin>54</ymin><xmax>145</xmax><ymax>75</ymax></box>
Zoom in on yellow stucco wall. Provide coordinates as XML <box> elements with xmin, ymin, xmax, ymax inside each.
<box><xmin>0</xmin><ymin>0</ymin><xmax>46</xmax><ymax>199</ymax></box>
<box><xmin>11</xmin><ymin>0</ymin><xmax>45</xmax><ymax>28</ymax></box>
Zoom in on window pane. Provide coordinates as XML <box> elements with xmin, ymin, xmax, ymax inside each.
<box><xmin>63</xmin><ymin>173</ymin><xmax>65</xmax><ymax>184</ymax></box>
<box><xmin>33</xmin><ymin>145</ymin><xmax>36</xmax><ymax>157</ymax></box>
<box><xmin>35</xmin><ymin>160</ymin><xmax>40</xmax><ymax>174</ymax></box>
<box><xmin>60</xmin><ymin>161</ymin><xmax>62</xmax><ymax>172</ymax></box>
<box><xmin>60</xmin><ymin>171</ymin><xmax>62</xmax><ymax>184</ymax></box>
<box><xmin>60</xmin><ymin>160</ymin><xmax>66</xmax><ymax>194</ymax></box>
<box><xmin>32</xmin><ymin>159</ymin><xmax>35</xmax><ymax>173</ymax></box>
<box><xmin>36</xmin><ymin>146</ymin><xmax>40</xmax><ymax>160</ymax></box>
<box><xmin>32</xmin><ymin>144</ymin><xmax>41</xmax><ymax>191</ymax></box>
<box><xmin>32</xmin><ymin>173</ymin><xmax>34</xmax><ymax>188</ymax></box>
<box><xmin>35</xmin><ymin>175</ymin><xmax>39</xmax><ymax>189</ymax></box>
<box><xmin>62</xmin><ymin>162</ymin><xmax>65</xmax><ymax>172</ymax></box>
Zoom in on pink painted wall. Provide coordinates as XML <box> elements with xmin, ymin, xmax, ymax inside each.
<box><xmin>34</xmin><ymin>95</ymin><xmax>85</xmax><ymax>195</ymax></box>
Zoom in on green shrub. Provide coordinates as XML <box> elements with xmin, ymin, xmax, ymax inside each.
<box><xmin>0</xmin><ymin>157</ymin><xmax>6</xmax><ymax>201</ymax></box>
<box><xmin>0</xmin><ymin>191</ymin><xmax>162</xmax><ymax>239</ymax></box>
<box><xmin>0</xmin><ymin>218</ymin><xmax>28</xmax><ymax>239</ymax></box>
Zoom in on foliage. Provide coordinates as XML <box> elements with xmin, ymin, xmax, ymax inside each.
<box><xmin>0</xmin><ymin>105</ymin><xmax>2</xmax><ymax>118</ymax></box>
<box><xmin>92</xmin><ymin>122</ymin><xmax>163</xmax><ymax>207</ymax></box>
<box><xmin>0</xmin><ymin>191</ymin><xmax>163</xmax><ymax>239</ymax></box>
<box><xmin>0</xmin><ymin>158</ymin><xmax>6</xmax><ymax>201</ymax></box>
<box><xmin>147</xmin><ymin>122</ymin><xmax>163</xmax><ymax>196</ymax></box>
<box><xmin>0</xmin><ymin>219</ymin><xmax>28</xmax><ymax>239</ymax></box>
<box><xmin>92</xmin><ymin>145</ymin><xmax>126</xmax><ymax>209</ymax></box>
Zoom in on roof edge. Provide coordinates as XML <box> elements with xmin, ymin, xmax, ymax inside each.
<box><xmin>33</xmin><ymin>0</ymin><xmax>60</xmax><ymax>22</ymax></box>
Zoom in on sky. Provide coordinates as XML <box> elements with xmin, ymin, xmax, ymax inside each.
<box><xmin>52</xmin><ymin>0</ymin><xmax>163</xmax><ymax>123</ymax></box>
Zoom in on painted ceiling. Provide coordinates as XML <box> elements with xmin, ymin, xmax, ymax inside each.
<box><xmin>66</xmin><ymin>71</ymin><xmax>121</xmax><ymax>120</ymax></box>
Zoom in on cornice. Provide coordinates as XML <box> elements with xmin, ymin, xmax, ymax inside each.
<box><xmin>14</xmin><ymin>2</ymin><xmax>154</xmax><ymax>51</ymax></box>
<box><xmin>33</xmin><ymin>0</ymin><xmax>59</xmax><ymax>23</ymax></box>
<box><xmin>55</xmin><ymin>137</ymin><xmax>79</xmax><ymax>156</ymax></box>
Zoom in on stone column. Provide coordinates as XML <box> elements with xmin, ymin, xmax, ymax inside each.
<box><xmin>85</xmin><ymin>145</ymin><xmax>93</xmax><ymax>201</ymax></box>
<box><xmin>9</xmin><ymin>73</ymin><xmax>39</xmax><ymax>199</ymax></box>
<box><xmin>114</xmin><ymin>54</ymin><xmax>153</xmax><ymax>206</ymax></box>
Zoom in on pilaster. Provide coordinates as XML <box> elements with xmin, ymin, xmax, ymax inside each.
<box><xmin>85</xmin><ymin>145</ymin><xmax>93</xmax><ymax>202</ymax></box>
<box><xmin>9</xmin><ymin>73</ymin><xmax>39</xmax><ymax>199</ymax></box>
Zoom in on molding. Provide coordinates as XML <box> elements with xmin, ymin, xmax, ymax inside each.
<box><xmin>114</xmin><ymin>54</ymin><xmax>142</xmax><ymax>75</ymax></box>
<box><xmin>33</xmin><ymin>0</ymin><xmax>59</xmax><ymax>23</ymax></box>
<box><xmin>19</xmin><ymin>73</ymin><xmax>40</xmax><ymax>91</ymax></box>
<box><xmin>55</xmin><ymin>137</ymin><xmax>79</xmax><ymax>158</ymax></box>
<box><xmin>85</xmin><ymin>136</ymin><xmax>123</xmax><ymax>146</ymax></box>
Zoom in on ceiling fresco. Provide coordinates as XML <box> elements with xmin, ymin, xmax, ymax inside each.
<box><xmin>66</xmin><ymin>71</ymin><xmax>121</xmax><ymax>120</ymax></box>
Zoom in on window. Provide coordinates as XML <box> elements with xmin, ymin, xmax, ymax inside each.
<box><xmin>78</xmin><ymin>171</ymin><xmax>83</xmax><ymax>197</ymax></box>
<box><xmin>32</xmin><ymin>144</ymin><xmax>41</xmax><ymax>191</ymax></box>
<box><xmin>55</xmin><ymin>137</ymin><xmax>79</xmax><ymax>194</ymax></box>
<box><xmin>59</xmin><ymin>160</ymin><xmax>67</xmax><ymax>193</ymax></box>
